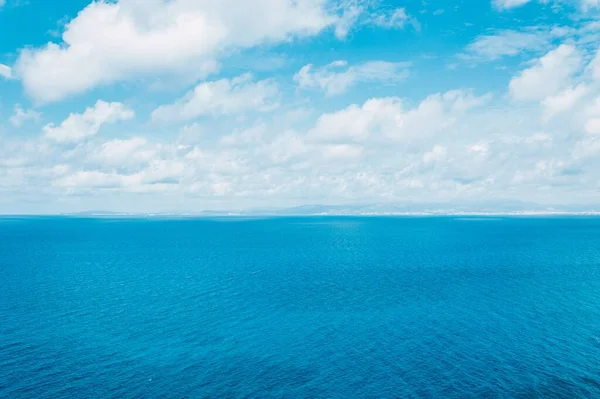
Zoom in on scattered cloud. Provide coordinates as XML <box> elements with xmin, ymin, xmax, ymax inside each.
<box><xmin>9</xmin><ymin>105</ymin><xmax>41</xmax><ymax>127</ymax></box>
<box><xmin>43</xmin><ymin>100</ymin><xmax>134</xmax><ymax>143</ymax></box>
<box><xmin>461</xmin><ymin>27</ymin><xmax>560</xmax><ymax>61</ymax></box>
<box><xmin>334</xmin><ymin>2</ymin><xmax>363</xmax><ymax>39</ymax></box>
<box><xmin>582</xmin><ymin>0</ymin><xmax>600</xmax><ymax>11</ymax></box>
<box><xmin>461</xmin><ymin>20</ymin><xmax>600</xmax><ymax>63</ymax></box>
<box><xmin>493</xmin><ymin>0</ymin><xmax>533</xmax><ymax>10</ymax></box>
<box><xmin>4</xmin><ymin>0</ymin><xmax>600</xmax><ymax>212</ymax></box>
<box><xmin>2</xmin><ymin>81</ymin><xmax>599</xmax><ymax>210</ymax></box>
<box><xmin>370</xmin><ymin>7</ymin><xmax>418</xmax><ymax>30</ymax></box>
<box><xmin>151</xmin><ymin>73</ymin><xmax>279</xmax><ymax>122</ymax></box>
<box><xmin>493</xmin><ymin>0</ymin><xmax>600</xmax><ymax>11</ymax></box>
<box><xmin>294</xmin><ymin>60</ymin><xmax>410</xmax><ymax>96</ymax></box>
<box><xmin>90</xmin><ymin>137</ymin><xmax>157</xmax><ymax>168</ymax></box>
<box><xmin>0</xmin><ymin>63</ymin><xmax>13</xmax><ymax>79</ymax></box>
<box><xmin>308</xmin><ymin>90</ymin><xmax>491</xmax><ymax>143</ymax></box>
<box><xmin>334</xmin><ymin>5</ymin><xmax>419</xmax><ymax>38</ymax></box>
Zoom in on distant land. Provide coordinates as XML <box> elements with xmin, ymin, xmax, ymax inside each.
<box><xmin>51</xmin><ymin>201</ymin><xmax>600</xmax><ymax>217</ymax></box>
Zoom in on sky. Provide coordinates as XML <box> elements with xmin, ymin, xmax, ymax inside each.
<box><xmin>1</xmin><ymin>0</ymin><xmax>600</xmax><ymax>213</ymax></box>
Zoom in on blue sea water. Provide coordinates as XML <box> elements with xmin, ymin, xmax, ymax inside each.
<box><xmin>1</xmin><ymin>217</ymin><xmax>600</xmax><ymax>398</ymax></box>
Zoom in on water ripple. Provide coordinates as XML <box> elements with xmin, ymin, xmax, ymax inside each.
<box><xmin>1</xmin><ymin>217</ymin><xmax>600</xmax><ymax>397</ymax></box>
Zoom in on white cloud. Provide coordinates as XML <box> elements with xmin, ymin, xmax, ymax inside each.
<box><xmin>266</xmin><ymin>132</ymin><xmax>310</xmax><ymax>163</ymax></box>
<box><xmin>0</xmin><ymin>63</ymin><xmax>12</xmax><ymax>79</ymax></box>
<box><xmin>461</xmin><ymin>21</ymin><xmax>600</xmax><ymax>64</ymax></box>
<box><xmin>493</xmin><ymin>0</ymin><xmax>533</xmax><ymax>10</ymax></box>
<box><xmin>54</xmin><ymin>158</ymin><xmax>186</xmax><ymax>190</ymax></box>
<box><xmin>0</xmin><ymin>0</ymin><xmax>5</xmax><ymax>7</ymax></box>
<box><xmin>509</xmin><ymin>44</ymin><xmax>582</xmax><ymax>101</ymax></box>
<box><xmin>9</xmin><ymin>105</ymin><xmax>41</xmax><ymax>127</ymax></box>
<box><xmin>54</xmin><ymin>171</ymin><xmax>124</xmax><ymax>189</ymax></box>
<box><xmin>542</xmin><ymin>84</ymin><xmax>589</xmax><ymax>120</ymax></box>
<box><xmin>461</xmin><ymin>28</ymin><xmax>558</xmax><ymax>61</ymax></box>
<box><xmin>14</xmin><ymin>0</ymin><xmax>352</xmax><ymax>103</ymax></box>
<box><xmin>151</xmin><ymin>73</ymin><xmax>279</xmax><ymax>122</ymax></box>
<box><xmin>91</xmin><ymin>137</ymin><xmax>156</xmax><ymax>168</ymax></box>
<box><xmin>370</xmin><ymin>7</ymin><xmax>414</xmax><ymax>29</ymax></box>
<box><xmin>582</xmin><ymin>97</ymin><xmax>600</xmax><ymax>136</ymax></box>
<box><xmin>423</xmin><ymin>145</ymin><xmax>448</xmax><ymax>164</ymax></box>
<box><xmin>334</xmin><ymin>5</ymin><xmax>418</xmax><ymax>38</ymax></box>
<box><xmin>29</xmin><ymin>89</ymin><xmax>497</xmax><ymax>205</ymax></box>
<box><xmin>334</xmin><ymin>3</ymin><xmax>362</xmax><ymax>39</ymax></box>
<box><xmin>308</xmin><ymin>90</ymin><xmax>490</xmax><ymax>143</ymax></box>
<box><xmin>321</xmin><ymin>144</ymin><xmax>363</xmax><ymax>160</ymax></box>
<box><xmin>494</xmin><ymin>0</ymin><xmax>600</xmax><ymax>11</ymax></box>
<box><xmin>581</xmin><ymin>0</ymin><xmax>600</xmax><ymax>11</ymax></box>
<box><xmin>178</xmin><ymin>123</ymin><xmax>204</xmax><ymax>144</ymax></box>
<box><xmin>584</xmin><ymin>118</ymin><xmax>600</xmax><ymax>135</ymax></box>
<box><xmin>294</xmin><ymin>60</ymin><xmax>410</xmax><ymax>96</ymax></box>
<box><xmin>588</xmin><ymin>48</ymin><xmax>600</xmax><ymax>80</ymax></box>
<box><xmin>43</xmin><ymin>100</ymin><xmax>134</xmax><ymax>143</ymax></box>
<box><xmin>220</xmin><ymin>124</ymin><xmax>266</xmax><ymax>147</ymax></box>
<box><xmin>308</xmin><ymin>97</ymin><xmax>402</xmax><ymax>142</ymax></box>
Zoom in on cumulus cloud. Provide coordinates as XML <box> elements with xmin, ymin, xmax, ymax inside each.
<box><xmin>294</xmin><ymin>60</ymin><xmax>410</xmax><ymax>96</ymax></box>
<box><xmin>509</xmin><ymin>44</ymin><xmax>583</xmax><ymax>101</ymax></box>
<box><xmin>152</xmin><ymin>73</ymin><xmax>279</xmax><ymax>122</ymax></box>
<box><xmin>308</xmin><ymin>90</ymin><xmax>490</xmax><ymax>142</ymax></box>
<box><xmin>14</xmin><ymin>0</ymin><xmax>354</xmax><ymax>103</ymax></box>
<box><xmin>505</xmin><ymin>40</ymin><xmax>600</xmax><ymax>137</ymax></box>
<box><xmin>9</xmin><ymin>105</ymin><xmax>41</xmax><ymax>127</ymax></box>
<box><xmin>43</xmin><ymin>100</ymin><xmax>134</xmax><ymax>143</ymax></box>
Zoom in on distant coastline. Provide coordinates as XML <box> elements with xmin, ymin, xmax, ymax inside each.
<box><xmin>2</xmin><ymin>211</ymin><xmax>600</xmax><ymax>218</ymax></box>
<box><xmin>3</xmin><ymin>201</ymin><xmax>600</xmax><ymax>217</ymax></box>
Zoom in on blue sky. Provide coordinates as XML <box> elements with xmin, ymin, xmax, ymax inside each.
<box><xmin>1</xmin><ymin>0</ymin><xmax>600</xmax><ymax>213</ymax></box>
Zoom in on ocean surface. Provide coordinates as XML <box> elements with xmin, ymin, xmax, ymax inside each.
<box><xmin>1</xmin><ymin>216</ymin><xmax>600</xmax><ymax>398</ymax></box>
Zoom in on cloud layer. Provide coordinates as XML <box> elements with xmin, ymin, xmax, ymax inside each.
<box><xmin>2</xmin><ymin>0</ymin><xmax>600</xmax><ymax>213</ymax></box>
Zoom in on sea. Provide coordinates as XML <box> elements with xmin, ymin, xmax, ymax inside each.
<box><xmin>1</xmin><ymin>216</ymin><xmax>600</xmax><ymax>398</ymax></box>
